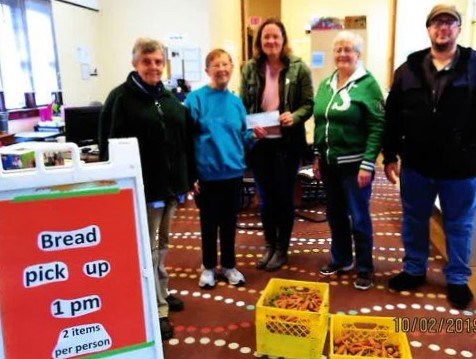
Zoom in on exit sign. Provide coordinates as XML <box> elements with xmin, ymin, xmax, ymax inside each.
<box><xmin>250</xmin><ymin>16</ymin><xmax>262</xmax><ymax>26</ymax></box>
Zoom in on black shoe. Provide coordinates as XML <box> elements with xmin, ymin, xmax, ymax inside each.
<box><xmin>265</xmin><ymin>250</ymin><xmax>288</xmax><ymax>272</ymax></box>
<box><xmin>160</xmin><ymin>317</ymin><xmax>174</xmax><ymax>340</ymax></box>
<box><xmin>319</xmin><ymin>263</ymin><xmax>354</xmax><ymax>276</ymax></box>
<box><xmin>256</xmin><ymin>247</ymin><xmax>274</xmax><ymax>270</ymax></box>
<box><xmin>447</xmin><ymin>284</ymin><xmax>474</xmax><ymax>309</ymax></box>
<box><xmin>166</xmin><ymin>294</ymin><xmax>184</xmax><ymax>312</ymax></box>
<box><xmin>388</xmin><ymin>271</ymin><xmax>426</xmax><ymax>291</ymax></box>
<box><xmin>354</xmin><ymin>272</ymin><xmax>374</xmax><ymax>290</ymax></box>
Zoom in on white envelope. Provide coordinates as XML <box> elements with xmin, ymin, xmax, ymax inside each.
<box><xmin>246</xmin><ymin>111</ymin><xmax>280</xmax><ymax>129</ymax></box>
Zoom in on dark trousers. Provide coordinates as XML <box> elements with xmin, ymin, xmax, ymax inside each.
<box><xmin>198</xmin><ymin>177</ymin><xmax>242</xmax><ymax>269</ymax></box>
<box><xmin>320</xmin><ymin>160</ymin><xmax>374</xmax><ymax>274</ymax></box>
<box><xmin>250</xmin><ymin>139</ymin><xmax>300</xmax><ymax>251</ymax></box>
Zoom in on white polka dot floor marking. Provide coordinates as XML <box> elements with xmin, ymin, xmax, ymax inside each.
<box><xmin>184</xmin><ymin>337</ymin><xmax>195</xmax><ymax>344</ymax></box>
<box><xmin>444</xmin><ymin>348</ymin><xmax>457</xmax><ymax>356</ymax></box>
<box><xmin>168</xmin><ymin>338</ymin><xmax>180</xmax><ymax>346</ymax></box>
<box><xmin>224</xmin><ymin>342</ymin><xmax>238</xmax><ymax>350</ymax></box>
<box><xmin>200</xmin><ymin>337</ymin><xmax>211</xmax><ymax>345</ymax></box>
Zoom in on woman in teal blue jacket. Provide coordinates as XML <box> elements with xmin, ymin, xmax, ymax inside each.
<box><xmin>185</xmin><ymin>49</ymin><xmax>254</xmax><ymax>289</ymax></box>
<box><xmin>313</xmin><ymin>31</ymin><xmax>385</xmax><ymax>290</ymax></box>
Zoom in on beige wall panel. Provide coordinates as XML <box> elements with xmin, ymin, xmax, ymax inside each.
<box><xmin>395</xmin><ymin>0</ymin><xmax>470</xmax><ymax>70</ymax></box>
<box><xmin>310</xmin><ymin>29</ymin><xmax>367</xmax><ymax>92</ymax></box>
<box><xmin>97</xmin><ymin>0</ymin><xmax>214</xmax><ymax>99</ymax></box>
<box><xmin>210</xmin><ymin>0</ymin><xmax>243</xmax><ymax>92</ymax></box>
<box><xmin>246</xmin><ymin>0</ymin><xmax>281</xmax><ymax>20</ymax></box>
<box><xmin>52</xmin><ymin>1</ymin><xmax>102</xmax><ymax>105</ymax></box>
<box><xmin>53</xmin><ymin>0</ymin><xmax>244</xmax><ymax>104</ymax></box>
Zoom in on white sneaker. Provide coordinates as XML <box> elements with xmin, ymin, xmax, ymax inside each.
<box><xmin>222</xmin><ymin>267</ymin><xmax>245</xmax><ymax>286</ymax></box>
<box><xmin>199</xmin><ymin>268</ymin><xmax>216</xmax><ymax>288</ymax></box>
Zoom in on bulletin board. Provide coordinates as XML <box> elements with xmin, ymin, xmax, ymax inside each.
<box><xmin>0</xmin><ymin>139</ymin><xmax>163</xmax><ymax>359</ymax></box>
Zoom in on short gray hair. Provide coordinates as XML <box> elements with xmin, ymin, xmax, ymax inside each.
<box><xmin>132</xmin><ymin>37</ymin><xmax>165</xmax><ymax>64</ymax></box>
<box><xmin>332</xmin><ymin>31</ymin><xmax>364</xmax><ymax>54</ymax></box>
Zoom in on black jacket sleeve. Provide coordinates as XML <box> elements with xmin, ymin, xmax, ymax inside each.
<box><xmin>382</xmin><ymin>67</ymin><xmax>404</xmax><ymax>164</ymax></box>
<box><xmin>98</xmin><ymin>91</ymin><xmax>115</xmax><ymax>161</ymax></box>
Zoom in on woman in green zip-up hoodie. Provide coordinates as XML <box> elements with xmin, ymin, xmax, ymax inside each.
<box><xmin>313</xmin><ymin>31</ymin><xmax>385</xmax><ymax>290</ymax></box>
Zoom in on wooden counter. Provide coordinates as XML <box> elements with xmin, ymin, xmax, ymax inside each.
<box><xmin>0</xmin><ymin>133</ymin><xmax>15</xmax><ymax>146</ymax></box>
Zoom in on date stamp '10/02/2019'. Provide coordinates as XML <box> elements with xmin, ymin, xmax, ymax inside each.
<box><xmin>394</xmin><ymin>317</ymin><xmax>476</xmax><ymax>334</ymax></box>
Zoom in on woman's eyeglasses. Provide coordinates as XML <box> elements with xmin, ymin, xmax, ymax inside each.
<box><xmin>333</xmin><ymin>47</ymin><xmax>356</xmax><ymax>54</ymax></box>
<box><xmin>210</xmin><ymin>63</ymin><xmax>232</xmax><ymax>69</ymax></box>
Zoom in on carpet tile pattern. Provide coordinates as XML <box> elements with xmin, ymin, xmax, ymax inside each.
<box><xmin>162</xmin><ymin>172</ymin><xmax>476</xmax><ymax>359</ymax></box>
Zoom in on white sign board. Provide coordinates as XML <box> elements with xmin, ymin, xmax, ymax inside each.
<box><xmin>0</xmin><ymin>139</ymin><xmax>163</xmax><ymax>359</ymax></box>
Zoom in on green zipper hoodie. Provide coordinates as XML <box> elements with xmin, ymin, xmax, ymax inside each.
<box><xmin>313</xmin><ymin>67</ymin><xmax>385</xmax><ymax>172</ymax></box>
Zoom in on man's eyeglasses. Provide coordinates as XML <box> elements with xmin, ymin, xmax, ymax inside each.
<box><xmin>430</xmin><ymin>18</ymin><xmax>459</xmax><ymax>28</ymax></box>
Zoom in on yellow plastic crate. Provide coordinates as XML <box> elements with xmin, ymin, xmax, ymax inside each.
<box><xmin>329</xmin><ymin>314</ymin><xmax>412</xmax><ymax>359</ymax></box>
<box><xmin>256</xmin><ymin>278</ymin><xmax>330</xmax><ymax>359</ymax></box>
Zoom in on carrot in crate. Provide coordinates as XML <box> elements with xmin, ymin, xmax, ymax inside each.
<box><xmin>264</xmin><ymin>286</ymin><xmax>323</xmax><ymax>312</ymax></box>
<box><xmin>332</xmin><ymin>330</ymin><xmax>402</xmax><ymax>357</ymax></box>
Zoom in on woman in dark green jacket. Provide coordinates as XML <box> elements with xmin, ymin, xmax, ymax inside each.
<box><xmin>240</xmin><ymin>18</ymin><xmax>313</xmax><ymax>271</ymax></box>
<box><xmin>99</xmin><ymin>38</ymin><xmax>194</xmax><ymax>340</ymax></box>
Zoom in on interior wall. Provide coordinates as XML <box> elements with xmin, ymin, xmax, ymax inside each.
<box><xmin>96</xmin><ymin>0</ymin><xmax>213</xmax><ymax>100</ymax></box>
<box><xmin>281</xmin><ymin>0</ymin><xmax>393</xmax><ymax>92</ymax></box>
<box><xmin>246</xmin><ymin>0</ymin><xmax>281</xmax><ymax>20</ymax></box>
<box><xmin>394</xmin><ymin>0</ymin><xmax>470</xmax><ymax>70</ymax></box>
<box><xmin>53</xmin><ymin>0</ymin><xmax>245</xmax><ymax>106</ymax></box>
<box><xmin>243</xmin><ymin>0</ymin><xmax>282</xmax><ymax>61</ymax></box>
<box><xmin>52</xmin><ymin>0</ymin><xmax>476</xmax><ymax>106</ymax></box>
<box><xmin>209</xmin><ymin>0</ymin><xmax>243</xmax><ymax>92</ymax></box>
<box><xmin>52</xmin><ymin>1</ymin><xmax>102</xmax><ymax>106</ymax></box>
<box><xmin>472</xmin><ymin>0</ymin><xmax>476</xmax><ymax>47</ymax></box>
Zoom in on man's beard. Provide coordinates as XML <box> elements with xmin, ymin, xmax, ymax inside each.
<box><xmin>432</xmin><ymin>40</ymin><xmax>453</xmax><ymax>53</ymax></box>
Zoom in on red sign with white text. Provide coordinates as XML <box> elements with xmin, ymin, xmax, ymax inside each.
<box><xmin>0</xmin><ymin>189</ymin><xmax>147</xmax><ymax>359</ymax></box>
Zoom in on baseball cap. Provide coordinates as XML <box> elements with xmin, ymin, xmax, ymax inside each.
<box><xmin>426</xmin><ymin>4</ymin><xmax>462</xmax><ymax>27</ymax></box>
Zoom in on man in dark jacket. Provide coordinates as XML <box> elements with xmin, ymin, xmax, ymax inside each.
<box><xmin>383</xmin><ymin>4</ymin><xmax>476</xmax><ymax>309</ymax></box>
<box><xmin>99</xmin><ymin>38</ymin><xmax>194</xmax><ymax>339</ymax></box>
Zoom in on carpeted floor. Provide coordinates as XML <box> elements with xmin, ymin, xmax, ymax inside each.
<box><xmin>162</xmin><ymin>169</ymin><xmax>476</xmax><ymax>359</ymax></box>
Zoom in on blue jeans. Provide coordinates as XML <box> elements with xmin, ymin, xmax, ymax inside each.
<box><xmin>400</xmin><ymin>167</ymin><xmax>476</xmax><ymax>284</ymax></box>
<box><xmin>320</xmin><ymin>161</ymin><xmax>374</xmax><ymax>274</ymax></box>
